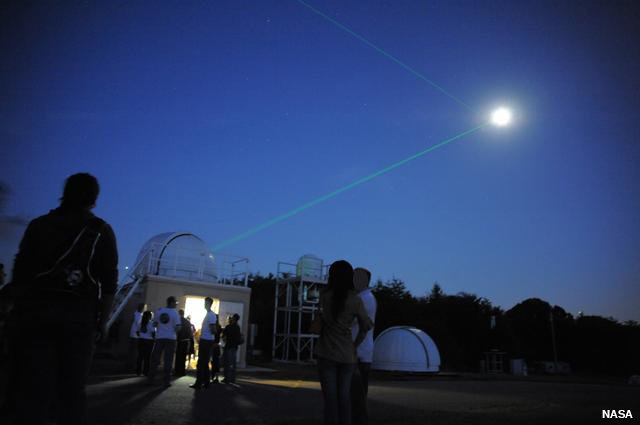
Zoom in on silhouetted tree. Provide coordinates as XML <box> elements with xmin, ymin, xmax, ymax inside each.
<box><xmin>419</xmin><ymin>288</ymin><xmax>498</xmax><ymax>370</ymax></box>
<box><xmin>504</xmin><ymin>298</ymin><xmax>556</xmax><ymax>361</ymax></box>
<box><xmin>371</xmin><ymin>278</ymin><xmax>419</xmax><ymax>338</ymax></box>
<box><xmin>571</xmin><ymin>315</ymin><xmax>639</xmax><ymax>376</ymax></box>
<box><xmin>428</xmin><ymin>282</ymin><xmax>444</xmax><ymax>301</ymax></box>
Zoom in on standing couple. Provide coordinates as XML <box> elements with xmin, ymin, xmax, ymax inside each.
<box><xmin>316</xmin><ymin>260</ymin><xmax>377</xmax><ymax>425</ymax></box>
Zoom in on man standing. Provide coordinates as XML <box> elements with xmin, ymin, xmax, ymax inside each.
<box><xmin>190</xmin><ymin>297</ymin><xmax>218</xmax><ymax>389</ymax></box>
<box><xmin>148</xmin><ymin>296</ymin><xmax>181</xmax><ymax>388</ymax></box>
<box><xmin>174</xmin><ymin>309</ymin><xmax>193</xmax><ymax>376</ymax></box>
<box><xmin>4</xmin><ymin>173</ymin><xmax>118</xmax><ymax>425</ymax></box>
<box><xmin>222</xmin><ymin>313</ymin><xmax>243</xmax><ymax>384</ymax></box>
<box><xmin>351</xmin><ymin>267</ymin><xmax>377</xmax><ymax>425</ymax></box>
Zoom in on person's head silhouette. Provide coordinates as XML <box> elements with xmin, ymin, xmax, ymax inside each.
<box><xmin>326</xmin><ymin>260</ymin><xmax>354</xmax><ymax>319</ymax></box>
<box><xmin>327</xmin><ymin>260</ymin><xmax>354</xmax><ymax>292</ymax></box>
<box><xmin>60</xmin><ymin>173</ymin><xmax>100</xmax><ymax>210</ymax></box>
<box><xmin>353</xmin><ymin>267</ymin><xmax>371</xmax><ymax>293</ymax></box>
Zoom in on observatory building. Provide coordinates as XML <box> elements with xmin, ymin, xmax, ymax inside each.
<box><xmin>372</xmin><ymin>326</ymin><xmax>441</xmax><ymax>373</ymax></box>
<box><xmin>107</xmin><ymin>232</ymin><xmax>251</xmax><ymax>367</ymax></box>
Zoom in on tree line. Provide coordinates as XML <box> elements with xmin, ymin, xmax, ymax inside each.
<box><xmin>248</xmin><ymin>274</ymin><xmax>639</xmax><ymax>376</ymax></box>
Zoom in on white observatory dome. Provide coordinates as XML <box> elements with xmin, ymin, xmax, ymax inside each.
<box><xmin>132</xmin><ymin>232</ymin><xmax>218</xmax><ymax>283</ymax></box>
<box><xmin>372</xmin><ymin>326</ymin><xmax>441</xmax><ymax>373</ymax></box>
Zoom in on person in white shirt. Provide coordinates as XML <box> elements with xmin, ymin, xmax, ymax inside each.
<box><xmin>148</xmin><ymin>296</ymin><xmax>181</xmax><ymax>387</ymax></box>
<box><xmin>190</xmin><ymin>297</ymin><xmax>218</xmax><ymax>389</ymax></box>
<box><xmin>129</xmin><ymin>303</ymin><xmax>144</xmax><ymax>338</ymax></box>
<box><xmin>351</xmin><ymin>267</ymin><xmax>377</xmax><ymax>425</ymax></box>
<box><xmin>128</xmin><ymin>303</ymin><xmax>145</xmax><ymax>369</ymax></box>
<box><xmin>135</xmin><ymin>311</ymin><xmax>155</xmax><ymax>376</ymax></box>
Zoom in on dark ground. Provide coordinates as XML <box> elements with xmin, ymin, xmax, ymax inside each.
<box><xmin>84</xmin><ymin>361</ymin><xmax>640</xmax><ymax>425</ymax></box>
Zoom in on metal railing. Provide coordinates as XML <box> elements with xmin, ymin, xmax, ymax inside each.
<box><xmin>106</xmin><ymin>244</ymin><xmax>250</xmax><ymax>331</ymax></box>
<box><xmin>128</xmin><ymin>242</ymin><xmax>249</xmax><ymax>286</ymax></box>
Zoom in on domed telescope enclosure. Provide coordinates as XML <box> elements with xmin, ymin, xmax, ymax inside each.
<box><xmin>106</xmin><ymin>232</ymin><xmax>251</xmax><ymax>368</ymax></box>
<box><xmin>372</xmin><ymin>326</ymin><xmax>441</xmax><ymax>373</ymax></box>
<box><xmin>132</xmin><ymin>232</ymin><xmax>218</xmax><ymax>282</ymax></box>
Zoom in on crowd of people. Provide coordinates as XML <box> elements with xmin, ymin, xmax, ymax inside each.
<box><xmin>127</xmin><ymin>297</ymin><xmax>244</xmax><ymax>388</ymax></box>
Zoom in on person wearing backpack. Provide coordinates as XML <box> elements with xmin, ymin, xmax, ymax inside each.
<box><xmin>1</xmin><ymin>173</ymin><xmax>118</xmax><ymax>425</ymax></box>
<box><xmin>221</xmin><ymin>313</ymin><xmax>243</xmax><ymax>384</ymax></box>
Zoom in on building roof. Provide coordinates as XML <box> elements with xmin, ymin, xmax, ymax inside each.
<box><xmin>132</xmin><ymin>232</ymin><xmax>218</xmax><ymax>283</ymax></box>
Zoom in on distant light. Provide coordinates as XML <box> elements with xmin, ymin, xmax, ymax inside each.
<box><xmin>491</xmin><ymin>107</ymin><xmax>513</xmax><ymax>127</ymax></box>
<box><xmin>124</xmin><ymin>266</ymin><xmax>129</xmax><ymax>270</ymax></box>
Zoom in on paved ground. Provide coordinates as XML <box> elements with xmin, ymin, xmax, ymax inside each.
<box><xmin>85</xmin><ymin>365</ymin><xmax>640</xmax><ymax>425</ymax></box>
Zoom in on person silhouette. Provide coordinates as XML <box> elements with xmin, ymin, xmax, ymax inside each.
<box><xmin>3</xmin><ymin>173</ymin><xmax>118</xmax><ymax>425</ymax></box>
<box><xmin>221</xmin><ymin>313</ymin><xmax>242</xmax><ymax>384</ymax></box>
<box><xmin>190</xmin><ymin>297</ymin><xmax>218</xmax><ymax>389</ymax></box>
<box><xmin>350</xmin><ymin>267</ymin><xmax>377</xmax><ymax>425</ymax></box>
<box><xmin>174</xmin><ymin>309</ymin><xmax>193</xmax><ymax>376</ymax></box>
<box><xmin>128</xmin><ymin>303</ymin><xmax>145</xmax><ymax>370</ymax></box>
<box><xmin>315</xmin><ymin>260</ymin><xmax>372</xmax><ymax>425</ymax></box>
<box><xmin>136</xmin><ymin>311</ymin><xmax>155</xmax><ymax>376</ymax></box>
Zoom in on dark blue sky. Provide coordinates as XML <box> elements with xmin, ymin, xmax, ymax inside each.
<box><xmin>1</xmin><ymin>1</ymin><xmax>639</xmax><ymax>321</ymax></box>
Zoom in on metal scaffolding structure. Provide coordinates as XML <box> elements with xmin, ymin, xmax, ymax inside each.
<box><xmin>272</xmin><ymin>261</ymin><xmax>328</xmax><ymax>363</ymax></box>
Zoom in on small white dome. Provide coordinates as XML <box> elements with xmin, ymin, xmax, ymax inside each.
<box><xmin>372</xmin><ymin>326</ymin><xmax>441</xmax><ymax>373</ymax></box>
<box><xmin>133</xmin><ymin>232</ymin><xmax>217</xmax><ymax>283</ymax></box>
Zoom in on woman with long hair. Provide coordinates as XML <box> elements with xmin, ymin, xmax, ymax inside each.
<box><xmin>316</xmin><ymin>260</ymin><xmax>372</xmax><ymax>425</ymax></box>
<box><xmin>136</xmin><ymin>311</ymin><xmax>155</xmax><ymax>376</ymax></box>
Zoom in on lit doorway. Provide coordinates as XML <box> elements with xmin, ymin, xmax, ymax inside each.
<box><xmin>184</xmin><ymin>296</ymin><xmax>220</xmax><ymax>330</ymax></box>
<box><xmin>183</xmin><ymin>296</ymin><xmax>220</xmax><ymax>371</ymax></box>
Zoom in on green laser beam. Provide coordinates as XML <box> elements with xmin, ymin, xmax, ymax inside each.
<box><xmin>212</xmin><ymin>123</ymin><xmax>487</xmax><ymax>251</ymax></box>
<box><xmin>296</xmin><ymin>0</ymin><xmax>472</xmax><ymax>111</ymax></box>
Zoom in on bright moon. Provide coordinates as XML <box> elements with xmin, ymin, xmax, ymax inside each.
<box><xmin>491</xmin><ymin>107</ymin><xmax>513</xmax><ymax>127</ymax></box>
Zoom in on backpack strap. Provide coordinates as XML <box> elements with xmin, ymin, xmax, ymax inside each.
<box><xmin>35</xmin><ymin>217</ymin><xmax>105</xmax><ymax>279</ymax></box>
<box><xmin>34</xmin><ymin>217</ymin><xmax>106</xmax><ymax>299</ymax></box>
<box><xmin>84</xmin><ymin>218</ymin><xmax>106</xmax><ymax>298</ymax></box>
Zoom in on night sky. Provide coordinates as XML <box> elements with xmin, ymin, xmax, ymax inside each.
<box><xmin>1</xmin><ymin>1</ymin><xmax>639</xmax><ymax>321</ymax></box>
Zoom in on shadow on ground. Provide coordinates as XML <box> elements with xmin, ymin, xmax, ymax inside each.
<box><xmin>85</xmin><ymin>367</ymin><xmax>640</xmax><ymax>425</ymax></box>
